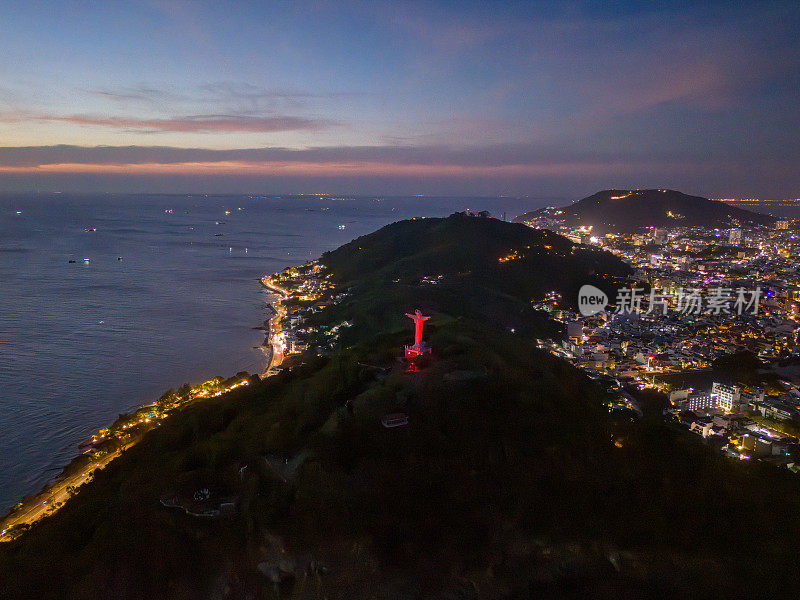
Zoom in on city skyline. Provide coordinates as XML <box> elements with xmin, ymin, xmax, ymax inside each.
<box><xmin>1</xmin><ymin>1</ymin><xmax>799</xmax><ymax>197</ymax></box>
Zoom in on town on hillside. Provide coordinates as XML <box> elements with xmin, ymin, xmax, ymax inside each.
<box><xmin>521</xmin><ymin>196</ymin><xmax>800</xmax><ymax>467</ymax></box>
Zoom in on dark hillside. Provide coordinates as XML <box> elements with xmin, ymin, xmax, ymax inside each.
<box><xmin>318</xmin><ymin>213</ymin><xmax>629</xmax><ymax>342</ymax></box>
<box><xmin>4</xmin><ymin>215</ymin><xmax>800</xmax><ymax>599</ymax></box>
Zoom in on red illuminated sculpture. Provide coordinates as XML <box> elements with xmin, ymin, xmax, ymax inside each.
<box><xmin>404</xmin><ymin>309</ymin><xmax>431</xmax><ymax>359</ymax></box>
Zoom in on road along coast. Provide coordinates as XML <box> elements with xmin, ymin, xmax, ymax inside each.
<box><xmin>0</xmin><ymin>374</ymin><xmax>253</xmax><ymax>542</ymax></box>
<box><xmin>2</xmin><ymin>264</ymin><xmax>328</xmax><ymax>543</ymax></box>
<box><xmin>259</xmin><ymin>276</ymin><xmax>289</xmax><ymax>377</ymax></box>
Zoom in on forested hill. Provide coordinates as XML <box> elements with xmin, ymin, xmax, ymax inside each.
<box><xmin>318</xmin><ymin>212</ymin><xmax>629</xmax><ymax>341</ymax></box>
<box><xmin>4</xmin><ymin>214</ymin><xmax>800</xmax><ymax>599</ymax></box>
<box><xmin>513</xmin><ymin>189</ymin><xmax>776</xmax><ymax>233</ymax></box>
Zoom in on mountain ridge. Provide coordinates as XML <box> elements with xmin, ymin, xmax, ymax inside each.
<box><xmin>513</xmin><ymin>189</ymin><xmax>776</xmax><ymax>233</ymax></box>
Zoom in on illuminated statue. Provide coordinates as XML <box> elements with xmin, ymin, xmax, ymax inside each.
<box><xmin>404</xmin><ymin>309</ymin><xmax>432</xmax><ymax>358</ymax></box>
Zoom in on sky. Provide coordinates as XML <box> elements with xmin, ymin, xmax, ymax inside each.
<box><xmin>0</xmin><ymin>0</ymin><xmax>798</xmax><ymax>198</ymax></box>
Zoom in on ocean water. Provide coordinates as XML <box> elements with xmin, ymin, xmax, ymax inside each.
<box><xmin>0</xmin><ymin>193</ymin><xmax>550</xmax><ymax>511</ymax></box>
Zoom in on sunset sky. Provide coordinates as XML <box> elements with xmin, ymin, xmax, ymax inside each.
<box><xmin>1</xmin><ymin>1</ymin><xmax>799</xmax><ymax>197</ymax></box>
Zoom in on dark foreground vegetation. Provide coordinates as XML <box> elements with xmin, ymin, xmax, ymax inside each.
<box><xmin>3</xmin><ymin>214</ymin><xmax>800</xmax><ymax>599</ymax></box>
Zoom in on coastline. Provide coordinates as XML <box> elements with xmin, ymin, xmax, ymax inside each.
<box><xmin>258</xmin><ymin>302</ymin><xmax>276</xmax><ymax>374</ymax></box>
<box><xmin>259</xmin><ymin>275</ymin><xmax>289</xmax><ymax>378</ymax></box>
<box><xmin>259</xmin><ymin>277</ymin><xmax>290</xmax><ymax>298</ymax></box>
<box><xmin>1</xmin><ymin>274</ymin><xmax>287</xmax><ymax>542</ymax></box>
<box><xmin>0</xmin><ymin>371</ymin><xmax>254</xmax><ymax>541</ymax></box>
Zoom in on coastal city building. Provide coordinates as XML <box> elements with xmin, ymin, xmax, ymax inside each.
<box><xmin>524</xmin><ymin>204</ymin><xmax>800</xmax><ymax>470</ymax></box>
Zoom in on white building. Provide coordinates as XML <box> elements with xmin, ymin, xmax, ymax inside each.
<box><xmin>710</xmin><ymin>383</ymin><xmax>764</xmax><ymax>413</ymax></box>
<box><xmin>712</xmin><ymin>382</ymin><xmax>740</xmax><ymax>412</ymax></box>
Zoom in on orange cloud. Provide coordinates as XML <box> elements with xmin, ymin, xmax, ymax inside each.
<box><xmin>0</xmin><ymin>159</ymin><xmax>632</xmax><ymax>177</ymax></box>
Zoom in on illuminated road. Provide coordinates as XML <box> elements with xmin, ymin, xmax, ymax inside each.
<box><xmin>2</xmin><ymin>280</ymin><xmax>282</xmax><ymax>541</ymax></box>
<box><xmin>1</xmin><ymin>443</ymin><xmax>131</xmax><ymax>541</ymax></box>
<box><xmin>261</xmin><ymin>276</ymin><xmax>289</xmax><ymax>376</ymax></box>
<box><xmin>1</xmin><ymin>377</ymin><xmax>251</xmax><ymax>542</ymax></box>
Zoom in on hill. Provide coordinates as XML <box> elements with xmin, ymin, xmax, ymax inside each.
<box><xmin>316</xmin><ymin>212</ymin><xmax>630</xmax><ymax>342</ymax></box>
<box><xmin>4</xmin><ymin>215</ymin><xmax>800</xmax><ymax>599</ymax></box>
<box><xmin>513</xmin><ymin>189</ymin><xmax>776</xmax><ymax>234</ymax></box>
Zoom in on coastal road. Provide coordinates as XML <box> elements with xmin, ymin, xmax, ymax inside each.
<box><xmin>260</xmin><ymin>276</ymin><xmax>288</xmax><ymax>376</ymax></box>
<box><xmin>1</xmin><ymin>443</ymin><xmax>130</xmax><ymax>540</ymax></box>
<box><xmin>3</xmin><ymin>376</ymin><xmax>249</xmax><ymax>540</ymax></box>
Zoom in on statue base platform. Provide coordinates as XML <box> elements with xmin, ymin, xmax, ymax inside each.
<box><xmin>404</xmin><ymin>343</ymin><xmax>431</xmax><ymax>359</ymax></box>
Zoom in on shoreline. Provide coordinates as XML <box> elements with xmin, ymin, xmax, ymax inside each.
<box><xmin>1</xmin><ymin>274</ymin><xmax>288</xmax><ymax>541</ymax></box>
<box><xmin>259</xmin><ymin>275</ymin><xmax>289</xmax><ymax>378</ymax></box>
<box><xmin>258</xmin><ymin>302</ymin><xmax>277</xmax><ymax>374</ymax></box>
<box><xmin>0</xmin><ymin>372</ymin><xmax>253</xmax><ymax>541</ymax></box>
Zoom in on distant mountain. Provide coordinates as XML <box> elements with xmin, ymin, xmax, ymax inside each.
<box><xmin>513</xmin><ymin>189</ymin><xmax>776</xmax><ymax>233</ymax></box>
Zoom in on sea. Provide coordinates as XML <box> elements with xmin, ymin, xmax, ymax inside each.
<box><xmin>0</xmin><ymin>193</ymin><xmax>558</xmax><ymax>512</ymax></box>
